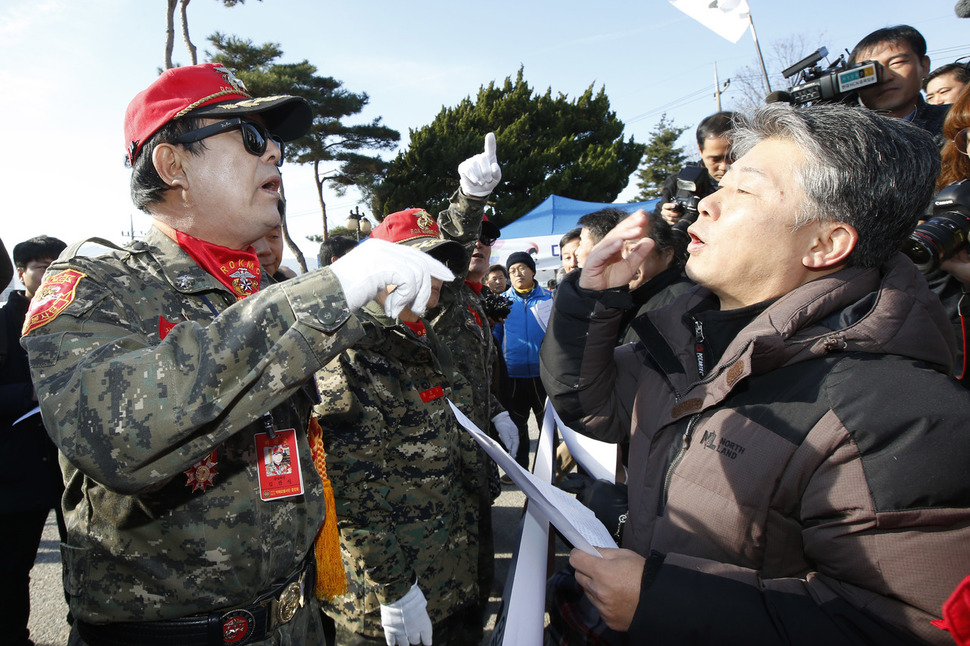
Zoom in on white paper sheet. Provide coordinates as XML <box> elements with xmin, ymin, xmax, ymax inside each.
<box><xmin>551</xmin><ymin>406</ymin><xmax>618</xmax><ymax>484</ymax></box>
<box><xmin>492</xmin><ymin>402</ymin><xmax>557</xmax><ymax>646</ymax></box>
<box><xmin>448</xmin><ymin>400</ymin><xmax>616</xmax><ymax>555</ymax></box>
<box><xmin>530</xmin><ymin>299</ymin><xmax>553</xmax><ymax>332</ymax></box>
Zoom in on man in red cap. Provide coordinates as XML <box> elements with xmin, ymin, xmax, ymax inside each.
<box><xmin>21</xmin><ymin>63</ymin><xmax>452</xmax><ymax>646</ymax></box>
<box><xmin>315</xmin><ymin>208</ymin><xmax>475</xmax><ymax>645</ymax></box>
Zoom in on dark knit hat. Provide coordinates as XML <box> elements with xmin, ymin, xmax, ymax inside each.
<box><xmin>506</xmin><ymin>251</ymin><xmax>536</xmax><ymax>275</ymax></box>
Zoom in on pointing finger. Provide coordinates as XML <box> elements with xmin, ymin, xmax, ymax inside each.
<box><xmin>484</xmin><ymin>132</ymin><xmax>497</xmax><ymax>163</ymax></box>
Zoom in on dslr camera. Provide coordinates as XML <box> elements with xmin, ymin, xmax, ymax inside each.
<box><xmin>670</xmin><ymin>165</ymin><xmax>707</xmax><ymax>240</ymax></box>
<box><xmin>772</xmin><ymin>47</ymin><xmax>883</xmax><ymax>106</ymax></box>
<box><xmin>903</xmin><ymin>180</ymin><xmax>970</xmax><ymax>273</ymax></box>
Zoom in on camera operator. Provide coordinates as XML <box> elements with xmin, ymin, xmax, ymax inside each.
<box><xmin>656</xmin><ymin>111</ymin><xmax>735</xmax><ymax>227</ymax></box>
<box><xmin>848</xmin><ymin>25</ymin><xmax>950</xmax><ymax>143</ymax></box>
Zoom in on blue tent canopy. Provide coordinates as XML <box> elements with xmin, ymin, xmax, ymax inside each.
<box><xmin>498</xmin><ymin>195</ymin><xmax>661</xmax><ymax>238</ymax></box>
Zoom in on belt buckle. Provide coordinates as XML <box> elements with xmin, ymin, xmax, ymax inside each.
<box><xmin>221</xmin><ymin>609</ymin><xmax>256</xmax><ymax>645</ymax></box>
<box><xmin>274</xmin><ymin>572</ymin><xmax>306</xmax><ymax>625</ymax></box>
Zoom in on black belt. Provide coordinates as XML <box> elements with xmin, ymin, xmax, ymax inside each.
<box><xmin>75</xmin><ymin>558</ymin><xmax>315</xmax><ymax>646</ymax></box>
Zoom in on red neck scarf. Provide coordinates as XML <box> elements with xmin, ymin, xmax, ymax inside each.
<box><xmin>176</xmin><ymin>231</ymin><xmax>261</xmax><ymax>300</ymax></box>
<box><xmin>403</xmin><ymin>320</ymin><xmax>427</xmax><ymax>337</ymax></box>
<box><xmin>465</xmin><ymin>280</ymin><xmax>484</xmax><ymax>295</ymax></box>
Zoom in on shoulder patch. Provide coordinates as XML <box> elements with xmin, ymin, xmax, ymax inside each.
<box><xmin>22</xmin><ymin>269</ymin><xmax>87</xmax><ymax>336</ymax></box>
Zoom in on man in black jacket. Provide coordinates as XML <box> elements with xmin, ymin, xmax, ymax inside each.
<box><xmin>656</xmin><ymin>111</ymin><xmax>735</xmax><ymax>227</ymax></box>
<box><xmin>1</xmin><ymin>235</ymin><xmax>67</xmax><ymax>646</ymax></box>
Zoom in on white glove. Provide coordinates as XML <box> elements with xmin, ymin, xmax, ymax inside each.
<box><xmin>330</xmin><ymin>238</ymin><xmax>455</xmax><ymax>318</ymax></box>
<box><xmin>458</xmin><ymin>132</ymin><xmax>502</xmax><ymax>197</ymax></box>
<box><xmin>492</xmin><ymin>411</ymin><xmax>519</xmax><ymax>457</ymax></box>
<box><xmin>380</xmin><ymin>583</ymin><xmax>433</xmax><ymax>646</ymax></box>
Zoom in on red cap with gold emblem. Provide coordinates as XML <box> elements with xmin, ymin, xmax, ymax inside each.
<box><xmin>124</xmin><ymin>63</ymin><xmax>313</xmax><ymax>165</ymax></box>
<box><xmin>369</xmin><ymin>209</ymin><xmax>465</xmax><ymax>273</ymax></box>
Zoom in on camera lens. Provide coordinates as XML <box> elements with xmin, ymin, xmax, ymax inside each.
<box><xmin>903</xmin><ymin>211</ymin><xmax>970</xmax><ymax>273</ymax></box>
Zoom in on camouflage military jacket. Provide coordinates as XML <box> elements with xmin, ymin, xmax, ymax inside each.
<box><xmin>430</xmin><ymin>192</ymin><xmax>504</xmax><ymax>485</ymax></box>
<box><xmin>315</xmin><ymin>301</ymin><xmax>476</xmax><ymax>637</ymax></box>
<box><xmin>21</xmin><ymin>227</ymin><xmax>364</xmax><ymax>629</ymax></box>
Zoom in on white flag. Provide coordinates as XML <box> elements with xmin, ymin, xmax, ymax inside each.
<box><xmin>669</xmin><ymin>0</ymin><xmax>751</xmax><ymax>44</ymax></box>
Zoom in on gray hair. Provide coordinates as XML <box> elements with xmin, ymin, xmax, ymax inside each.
<box><xmin>730</xmin><ymin>103</ymin><xmax>940</xmax><ymax>268</ymax></box>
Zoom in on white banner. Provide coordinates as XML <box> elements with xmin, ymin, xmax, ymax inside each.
<box><xmin>669</xmin><ymin>0</ymin><xmax>751</xmax><ymax>44</ymax></box>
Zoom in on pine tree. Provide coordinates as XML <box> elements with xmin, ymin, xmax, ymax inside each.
<box><xmin>208</xmin><ymin>34</ymin><xmax>400</xmax><ymax>260</ymax></box>
<box><xmin>374</xmin><ymin>67</ymin><xmax>644</xmax><ymax>227</ymax></box>
<box><xmin>635</xmin><ymin>114</ymin><xmax>689</xmax><ymax>201</ymax></box>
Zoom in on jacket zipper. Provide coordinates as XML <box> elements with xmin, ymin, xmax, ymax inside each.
<box><xmin>693</xmin><ymin>317</ymin><xmax>707</xmax><ymax>378</ymax></box>
<box><xmin>660</xmin><ymin>413</ymin><xmax>700</xmax><ymax>514</ymax></box>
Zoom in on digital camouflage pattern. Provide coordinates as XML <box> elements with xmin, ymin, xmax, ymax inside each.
<box><xmin>430</xmin><ymin>191</ymin><xmax>504</xmax><ymax>628</ymax></box>
<box><xmin>315</xmin><ymin>300</ymin><xmax>476</xmax><ymax>638</ymax></box>
<box><xmin>431</xmin><ymin>190</ymin><xmax>504</xmax><ymax>433</ymax></box>
<box><xmin>21</xmin><ymin>227</ymin><xmax>364</xmax><ymax>641</ymax></box>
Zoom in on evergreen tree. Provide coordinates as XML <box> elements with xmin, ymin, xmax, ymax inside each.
<box><xmin>374</xmin><ymin>67</ymin><xmax>644</xmax><ymax>227</ymax></box>
<box><xmin>208</xmin><ymin>34</ymin><xmax>400</xmax><ymax>263</ymax></box>
<box><xmin>635</xmin><ymin>114</ymin><xmax>688</xmax><ymax>201</ymax></box>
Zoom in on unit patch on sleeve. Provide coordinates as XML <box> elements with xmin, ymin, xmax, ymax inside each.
<box><xmin>22</xmin><ymin>269</ymin><xmax>87</xmax><ymax>336</ymax></box>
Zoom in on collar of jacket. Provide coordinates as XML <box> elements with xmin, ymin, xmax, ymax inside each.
<box><xmin>141</xmin><ymin>227</ymin><xmax>239</xmax><ymax>299</ymax></box>
<box><xmin>655</xmin><ymin>254</ymin><xmax>956</xmax><ymax>421</ymax></box>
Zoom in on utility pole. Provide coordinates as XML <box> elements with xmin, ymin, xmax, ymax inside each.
<box><xmin>713</xmin><ymin>62</ymin><xmax>731</xmax><ymax>111</ymax></box>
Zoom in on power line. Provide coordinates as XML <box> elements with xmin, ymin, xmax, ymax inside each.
<box><xmin>626</xmin><ymin>86</ymin><xmax>714</xmax><ymax>125</ymax></box>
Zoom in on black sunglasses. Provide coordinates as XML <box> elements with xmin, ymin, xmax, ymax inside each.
<box><xmin>479</xmin><ymin>234</ymin><xmax>498</xmax><ymax>247</ymax></box>
<box><xmin>175</xmin><ymin>118</ymin><xmax>285</xmax><ymax>167</ymax></box>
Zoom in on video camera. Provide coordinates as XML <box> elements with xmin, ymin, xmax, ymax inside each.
<box><xmin>481</xmin><ymin>289</ymin><xmax>512</xmax><ymax>321</ymax></box>
<box><xmin>768</xmin><ymin>47</ymin><xmax>883</xmax><ymax>106</ymax></box>
<box><xmin>903</xmin><ymin>180</ymin><xmax>970</xmax><ymax>273</ymax></box>
<box><xmin>670</xmin><ymin>165</ymin><xmax>707</xmax><ymax>240</ymax></box>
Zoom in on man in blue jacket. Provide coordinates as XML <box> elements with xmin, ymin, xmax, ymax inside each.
<box><xmin>497</xmin><ymin>251</ymin><xmax>551</xmax><ymax>469</ymax></box>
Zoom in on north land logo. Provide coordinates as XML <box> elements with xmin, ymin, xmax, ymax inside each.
<box><xmin>700</xmin><ymin>430</ymin><xmax>746</xmax><ymax>459</ymax></box>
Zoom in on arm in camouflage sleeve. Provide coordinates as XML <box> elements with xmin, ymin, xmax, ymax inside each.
<box><xmin>314</xmin><ymin>349</ymin><xmax>417</xmax><ymax>606</ymax></box>
<box><xmin>430</xmin><ymin>191</ymin><xmax>488</xmax><ymax>323</ymax></box>
<box><xmin>437</xmin><ymin>191</ymin><xmax>487</xmax><ymax>275</ymax></box>
<box><xmin>23</xmin><ymin>264</ymin><xmax>364</xmax><ymax>494</ymax></box>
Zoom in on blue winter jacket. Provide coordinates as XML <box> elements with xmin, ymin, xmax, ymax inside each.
<box><xmin>498</xmin><ymin>283</ymin><xmax>552</xmax><ymax>378</ymax></box>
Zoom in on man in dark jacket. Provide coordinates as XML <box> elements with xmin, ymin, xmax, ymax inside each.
<box><xmin>540</xmin><ymin>103</ymin><xmax>970</xmax><ymax>645</ymax></box>
<box><xmin>1</xmin><ymin>235</ymin><xmax>67</xmax><ymax>646</ymax></box>
<box><xmin>655</xmin><ymin>111</ymin><xmax>735</xmax><ymax>227</ymax></box>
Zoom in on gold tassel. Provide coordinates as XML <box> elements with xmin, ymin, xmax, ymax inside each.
<box><xmin>308</xmin><ymin>416</ymin><xmax>348</xmax><ymax>600</ymax></box>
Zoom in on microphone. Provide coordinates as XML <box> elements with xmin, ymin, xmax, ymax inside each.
<box><xmin>765</xmin><ymin>90</ymin><xmax>795</xmax><ymax>104</ymax></box>
<box><xmin>957</xmin><ymin>0</ymin><xmax>970</xmax><ymax>17</ymax></box>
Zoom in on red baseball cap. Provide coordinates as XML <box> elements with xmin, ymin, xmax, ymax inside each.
<box><xmin>370</xmin><ymin>209</ymin><xmax>465</xmax><ymax>272</ymax></box>
<box><xmin>124</xmin><ymin>63</ymin><xmax>313</xmax><ymax>165</ymax></box>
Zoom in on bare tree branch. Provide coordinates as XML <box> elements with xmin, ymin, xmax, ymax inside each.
<box><xmin>279</xmin><ymin>185</ymin><xmax>308</xmax><ymax>273</ymax></box>
<box><xmin>164</xmin><ymin>0</ymin><xmax>178</xmax><ymax>69</ymax></box>
<box><xmin>180</xmin><ymin>0</ymin><xmax>198</xmax><ymax>65</ymax></box>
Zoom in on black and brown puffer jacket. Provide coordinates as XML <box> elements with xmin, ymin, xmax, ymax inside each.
<box><xmin>541</xmin><ymin>254</ymin><xmax>970</xmax><ymax>645</ymax></box>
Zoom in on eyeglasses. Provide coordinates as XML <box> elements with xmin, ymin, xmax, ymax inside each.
<box><xmin>479</xmin><ymin>234</ymin><xmax>498</xmax><ymax>247</ymax></box>
<box><xmin>175</xmin><ymin>118</ymin><xmax>285</xmax><ymax>167</ymax></box>
<box><xmin>955</xmin><ymin>127</ymin><xmax>970</xmax><ymax>156</ymax></box>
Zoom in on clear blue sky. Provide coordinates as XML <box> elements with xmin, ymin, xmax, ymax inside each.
<box><xmin>1</xmin><ymin>0</ymin><xmax>967</xmax><ymax>266</ymax></box>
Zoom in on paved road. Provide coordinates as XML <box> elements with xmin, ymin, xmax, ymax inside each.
<box><xmin>25</xmin><ymin>416</ymin><xmax>568</xmax><ymax>646</ymax></box>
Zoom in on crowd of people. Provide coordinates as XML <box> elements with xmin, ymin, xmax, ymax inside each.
<box><xmin>4</xmin><ymin>16</ymin><xmax>970</xmax><ymax>646</ymax></box>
